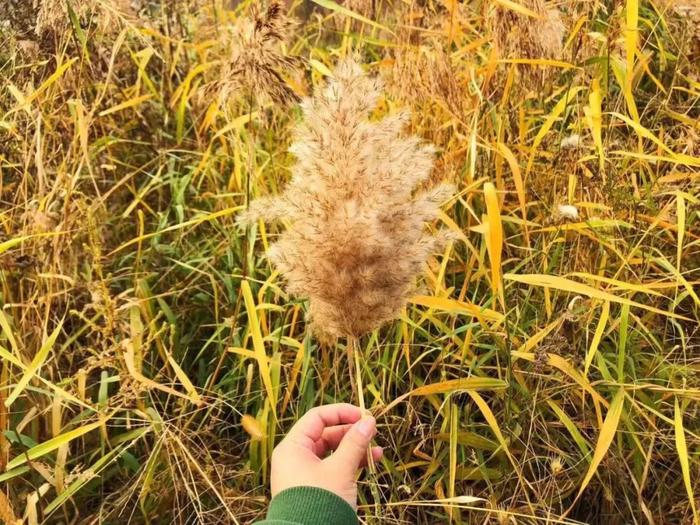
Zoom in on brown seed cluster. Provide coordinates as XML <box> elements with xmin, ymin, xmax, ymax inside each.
<box><xmin>241</xmin><ymin>58</ymin><xmax>453</xmax><ymax>341</ymax></box>
<box><xmin>216</xmin><ymin>0</ymin><xmax>303</xmax><ymax>106</ymax></box>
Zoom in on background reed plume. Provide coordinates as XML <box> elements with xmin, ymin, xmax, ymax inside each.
<box><xmin>241</xmin><ymin>58</ymin><xmax>453</xmax><ymax>342</ymax></box>
<box><xmin>487</xmin><ymin>0</ymin><xmax>566</xmax><ymax>88</ymax></box>
<box><xmin>214</xmin><ymin>0</ymin><xmax>302</xmax><ymax>106</ymax></box>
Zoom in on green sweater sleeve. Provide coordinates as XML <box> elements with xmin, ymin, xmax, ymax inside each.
<box><xmin>254</xmin><ymin>486</ymin><xmax>358</xmax><ymax>525</ymax></box>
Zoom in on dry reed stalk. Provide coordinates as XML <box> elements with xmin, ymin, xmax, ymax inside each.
<box><xmin>241</xmin><ymin>58</ymin><xmax>453</xmax><ymax>343</ymax></box>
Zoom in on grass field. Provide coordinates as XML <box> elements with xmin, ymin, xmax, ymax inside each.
<box><xmin>1</xmin><ymin>0</ymin><xmax>699</xmax><ymax>523</ymax></box>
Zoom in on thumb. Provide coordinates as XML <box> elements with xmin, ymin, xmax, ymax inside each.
<box><xmin>329</xmin><ymin>416</ymin><xmax>376</xmax><ymax>474</ymax></box>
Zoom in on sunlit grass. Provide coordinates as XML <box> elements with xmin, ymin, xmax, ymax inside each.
<box><xmin>0</xmin><ymin>0</ymin><xmax>698</xmax><ymax>523</ymax></box>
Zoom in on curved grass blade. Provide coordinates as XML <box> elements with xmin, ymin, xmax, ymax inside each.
<box><xmin>5</xmin><ymin>321</ymin><xmax>62</xmax><ymax>408</ymax></box>
<box><xmin>573</xmin><ymin>388</ymin><xmax>625</xmax><ymax>502</ymax></box>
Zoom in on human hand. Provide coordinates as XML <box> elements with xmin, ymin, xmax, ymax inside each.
<box><xmin>270</xmin><ymin>403</ymin><xmax>383</xmax><ymax>509</ymax></box>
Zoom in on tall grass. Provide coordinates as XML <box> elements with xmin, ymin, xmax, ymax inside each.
<box><xmin>0</xmin><ymin>0</ymin><xmax>698</xmax><ymax>523</ymax></box>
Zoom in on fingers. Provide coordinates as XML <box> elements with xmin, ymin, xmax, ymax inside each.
<box><xmin>287</xmin><ymin>404</ymin><xmax>363</xmax><ymax>445</ymax></box>
<box><xmin>326</xmin><ymin>415</ymin><xmax>378</xmax><ymax>475</ymax></box>
<box><xmin>359</xmin><ymin>446</ymin><xmax>384</xmax><ymax>467</ymax></box>
<box><xmin>313</xmin><ymin>424</ymin><xmax>352</xmax><ymax>457</ymax></box>
<box><xmin>314</xmin><ymin>427</ymin><xmax>384</xmax><ymax>465</ymax></box>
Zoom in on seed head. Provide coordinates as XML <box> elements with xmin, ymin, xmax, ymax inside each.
<box><xmin>216</xmin><ymin>0</ymin><xmax>302</xmax><ymax>106</ymax></box>
<box><xmin>487</xmin><ymin>0</ymin><xmax>567</xmax><ymax>87</ymax></box>
<box><xmin>241</xmin><ymin>58</ymin><xmax>453</xmax><ymax>341</ymax></box>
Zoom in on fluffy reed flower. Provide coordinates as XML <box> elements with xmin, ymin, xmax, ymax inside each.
<box><xmin>34</xmin><ymin>0</ymin><xmax>135</xmax><ymax>36</ymax></box>
<box><xmin>215</xmin><ymin>0</ymin><xmax>302</xmax><ymax>106</ymax></box>
<box><xmin>241</xmin><ymin>59</ymin><xmax>453</xmax><ymax>341</ymax></box>
<box><xmin>487</xmin><ymin>0</ymin><xmax>567</xmax><ymax>87</ymax></box>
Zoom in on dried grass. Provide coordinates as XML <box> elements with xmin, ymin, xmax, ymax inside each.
<box><xmin>2</xmin><ymin>1</ymin><xmax>699</xmax><ymax>523</ymax></box>
<box><xmin>487</xmin><ymin>0</ymin><xmax>567</xmax><ymax>87</ymax></box>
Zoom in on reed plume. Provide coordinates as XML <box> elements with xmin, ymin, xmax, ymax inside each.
<box><xmin>34</xmin><ymin>0</ymin><xmax>135</xmax><ymax>36</ymax></box>
<box><xmin>215</xmin><ymin>0</ymin><xmax>302</xmax><ymax>106</ymax></box>
<box><xmin>241</xmin><ymin>58</ymin><xmax>453</xmax><ymax>342</ymax></box>
<box><xmin>487</xmin><ymin>0</ymin><xmax>566</xmax><ymax>87</ymax></box>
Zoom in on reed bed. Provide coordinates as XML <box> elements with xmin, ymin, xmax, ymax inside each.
<box><xmin>0</xmin><ymin>0</ymin><xmax>698</xmax><ymax>523</ymax></box>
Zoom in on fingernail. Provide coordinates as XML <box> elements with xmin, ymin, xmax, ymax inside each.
<box><xmin>356</xmin><ymin>416</ymin><xmax>375</xmax><ymax>438</ymax></box>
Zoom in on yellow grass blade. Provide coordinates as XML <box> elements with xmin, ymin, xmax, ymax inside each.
<box><xmin>11</xmin><ymin>58</ymin><xmax>77</xmax><ymax>113</ymax></box>
<box><xmin>624</xmin><ymin>0</ymin><xmax>640</xmax><ymax>121</ymax></box>
<box><xmin>44</xmin><ymin>439</ymin><xmax>144</xmax><ymax>516</ymax></box>
<box><xmin>212</xmin><ymin>112</ymin><xmax>264</xmax><ymax>141</ymax></box>
<box><xmin>379</xmin><ymin>377</ymin><xmax>507</xmax><ymax>417</ymax></box>
<box><xmin>410</xmin><ymin>295</ymin><xmax>503</xmax><ymax>322</ymax></box>
<box><xmin>516</xmin><ymin>318</ymin><xmax>564</xmax><ymax>353</ymax></box>
<box><xmin>310</xmin><ymin>0</ymin><xmax>393</xmax><ymax>33</ymax></box>
<box><xmin>533</xmin><ymin>219</ymin><xmax>633</xmax><ymax>233</ymax></box>
<box><xmin>227</xmin><ymin>347</ymin><xmax>258</xmax><ymax>360</ymax></box>
<box><xmin>546</xmin><ymin>400</ymin><xmax>591</xmax><ymax>456</ymax></box>
<box><xmin>164</xmin><ymin>349</ymin><xmax>202</xmax><ymax>404</ymax></box>
<box><xmin>0</xmin><ymin>310</ymin><xmax>19</xmax><ymax>356</ymax></box>
<box><xmin>511</xmin><ymin>351</ymin><xmax>606</xmax><ymax>407</ymax></box>
<box><xmin>653</xmin><ymin>257</ymin><xmax>700</xmax><ymax>307</ymax></box>
<box><xmin>109</xmin><ymin>206</ymin><xmax>244</xmax><ymax>255</ymax></box>
<box><xmin>569</xmin><ymin>273</ymin><xmax>663</xmax><ymax>297</ymax></box>
<box><xmin>676</xmin><ymin>192</ymin><xmax>685</xmax><ymax>273</ymax></box>
<box><xmin>438</xmin><ymin>210</ymin><xmax>475</xmax><ymax>246</ymax></box>
<box><xmin>526</xmin><ymin>86</ymin><xmax>585</xmax><ymax>176</ymax></box>
<box><xmin>467</xmin><ymin>391</ymin><xmax>531</xmax><ymax>493</ymax></box>
<box><xmin>449</xmin><ymin>404</ymin><xmax>457</xmax><ymax>507</ymax></box>
<box><xmin>585</xmin><ymin>301</ymin><xmax>610</xmax><ymax>376</ymax></box>
<box><xmin>575</xmin><ymin>388</ymin><xmax>625</xmax><ymax>500</ymax></box>
<box><xmin>610</xmin><ymin>150</ymin><xmax>700</xmax><ymax>167</ymax></box>
<box><xmin>0</xmin><ymin>232</ymin><xmax>64</xmax><ymax>257</ymax></box>
<box><xmin>6</xmin><ymin>418</ymin><xmax>108</xmax><ymax>470</ymax></box>
<box><xmin>494</xmin><ymin>0</ymin><xmax>539</xmax><ymax>18</ymax></box>
<box><xmin>169</xmin><ymin>63</ymin><xmax>214</xmax><ymax>108</ymax></box>
<box><xmin>608</xmin><ymin>112</ymin><xmax>700</xmax><ymax>165</ymax></box>
<box><xmin>504</xmin><ymin>273</ymin><xmax>689</xmax><ymax>320</ymax></box>
<box><xmin>410</xmin><ymin>377</ymin><xmax>508</xmax><ymax>396</ymax></box>
<box><xmin>99</xmin><ymin>94</ymin><xmax>153</xmax><ymax>117</ymax></box>
<box><xmin>309</xmin><ymin>58</ymin><xmax>334</xmax><ymax>78</ymax></box>
<box><xmin>674</xmin><ymin>397</ymin><xmax>699</xmax><ymax>523</ymax></box>
<box><xmin>496</xmin><ymin>142</ymin><xmax>527</xmax><ymax>235</ymax></box>
<box><xmin>483</xmin><ymin>183</ymin><xmax>503</xmax><ymax>306</ymax></box>
<box><xmin>5</xmin><ymin>321</ymin><xmax>62</xmax><ymax>408</ymax></box>
<box><xmin>241</xmin><ymin>280</ymin><xmax>277</xmax><ymax>417</ymax></box>
<box><xmin>497</xmin><ymin>58</ymin><xmax>579</xmax><ymax>69</ymax></box>
<box><xmin>584</xmin><ymin>79</ymin><xmax>605</xmax><ymax>174</ymax></box>
<box><xmin>123</xmin><ymin>344</ymin><xmax>200</xmax><ymax>405</ymax></box>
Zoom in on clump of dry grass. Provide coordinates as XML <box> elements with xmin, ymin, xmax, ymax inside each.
<box><xmin>35</xmin><ymin>0</ymin><xmax>136</xmax><ymax>36</ymax></box>
<box><xmin>387</xmin><ymin>44</ymin><xmax>469</xmax><ymax>122</ymax></box>
<box><xmin>213</xmin><ymin>0</ymin><xmax>302</xmax><ymax>106</ymax></box>
<box><xmin>241</xmin><ymin>58</ymin><xmax>453</xmax><ymax>341</ymax></box>
<box><xmin>487</xmin><ymin>0</ymin><xmax>567</xmax><ymax>87</ymax></box>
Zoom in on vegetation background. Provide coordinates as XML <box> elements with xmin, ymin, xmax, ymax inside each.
<box><xmin>0</xmin><ymin>0</ymin><xmax>699</xmax><ymax>523</ymax></box>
